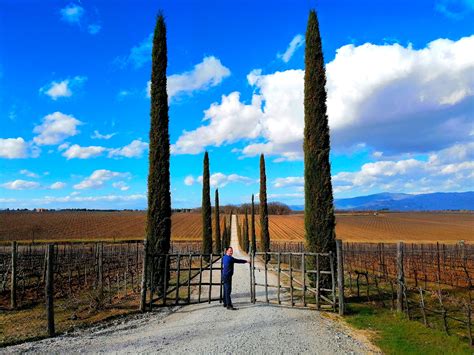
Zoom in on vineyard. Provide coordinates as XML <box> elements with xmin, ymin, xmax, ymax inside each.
<box><xmin>1</xmin><ymin>211</ymin><xmax>472</xmax><ymax>243</ymax></box>
<box><xmin>0</xmin><ymin>212</ymin><xmax>225</xmax><ymax>243</ymax></box>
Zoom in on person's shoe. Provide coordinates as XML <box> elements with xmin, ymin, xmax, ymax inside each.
<box><xmin>227</xmin><ymin>306</ymin><xmax>238</xmax><ymax>310</ymax></box>
<box><xmin>223</xmin><ymin>304</ymin><xmax>227</xmax><ymax>308</ymax></box>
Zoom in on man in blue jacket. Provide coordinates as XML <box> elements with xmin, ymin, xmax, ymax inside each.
<box><xmin>222</xmin><ymin>247</ymin><xmax>249</xmax><ymax>310</ymax></box>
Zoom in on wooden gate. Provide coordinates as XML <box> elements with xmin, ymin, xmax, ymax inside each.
<box><xmin>250</xmin><ymin>248</ymin><xmax>344</xmax><ymax>313</ymax></box>
<box><xmin>140</xmin><ymin>252</ymin><xmax>224</xmax><ymax>310</ymax></box>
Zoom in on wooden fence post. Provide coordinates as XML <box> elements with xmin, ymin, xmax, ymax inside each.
<box><xmin>336</xmin><ymin>239</ymin><xmax>345</xmax><ymax>315</ymax></box>
<box><xmin>397</xmin><ymin>242</ymin><xmax>404</xmax><ymax>312</ymax></box>
<box><xmin>140</xmin><ymin>240</ymin><xmax>148</xmax><ymax>312</ymax></box>
<box><xmin>46</xmin><ymin>244</ymin><xmax>55</xmax><ymax>337</ymax></box>
<box><xmin>11</xmin><ymin>241</ymin><xmax>17</xmax><ymax>309</ymax></box>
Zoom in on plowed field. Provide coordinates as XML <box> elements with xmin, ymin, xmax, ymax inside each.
<box><xmin>0</xmin><ymin>211</ymin><xmax>472</xmax><ymax>243</ymax></box>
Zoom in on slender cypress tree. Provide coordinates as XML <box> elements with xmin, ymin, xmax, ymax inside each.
<box><xmin>304</xmin><ymin>9</ymin><xmax>336</xmax><ymax>286</ymax></box>
<box><xmin>259</xmin><ymin>154</ymin><xmax>270</xmax><ymax>260</ymax></box>
<box><xmin>214</xmin><ymin>189</ymin><xmax>222</xmax><ymax>254</ymax></box>
<box><xmin>146</xmin><ymin>13</ymin><xmax>171</xmax><ymax>291</ymax></box>
<box><xmin>202</xmin><ymin>152</ymin><xmax>212</xmax><ymax>257</ymax></box>
<box><xmin>250</xmin><ymin>194</ymin><xmax>256</xmax><ymax>253</ymax></box>
<box><xmin>243</xmin><ymin>209</ymin><xmax>249</xmax><ymax>253</ymax></box>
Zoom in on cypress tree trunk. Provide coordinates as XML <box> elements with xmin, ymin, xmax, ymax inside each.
<box><xmin>214</xmin><ymin>189</ymin><xmax>222</xmax><ymax>254</ymax></box>
<box><xmin>259</xmin><ymin>154</ymin><xmax>270</xmax><ymax>261</ymax></box>
<box><xmin>146</xmin><ymin>13</ymin><xmax>171</xmax><ymax>292</ymax></box>
<box><xmin>244</xmin><ymin>209</ymin><xmax>249</xmax><ymax>253</ymax></box>
<box><xmin>250</xmin><ymin>194</ymin><xmax>256</xmax><ymax>253</ymax></box>
<box><xmin>202</xmin><ymin>152</ymin><xmax>212</xmax><ymax>257</ymax></box>
<box><xmin>304</xmin><ymin>9</ymin><xmax>336</xmax><ymax>288</ymax></box>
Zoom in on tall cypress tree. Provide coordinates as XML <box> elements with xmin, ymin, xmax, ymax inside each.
<box><xmin>304</xmin><ymin>9</ymin><xmax>336</xmax><ymax>286</ymax></box>
<box><xmin>259</xmin><ymin>154</ymin><xmax>270</xmax><ymax>260</ymax></box>
<box><xmin>214</xmin><ymin>189</ymin><xmax>222</xmax><ymax>254</ymax></box>
<box><xmin>250</xmin><ymin>194</ymin><xmax>256</xmax><ymax>253</ymax></box>
<box><xmin>146</xmin><ymin>13</ymin><xmax>171</xmax><ymax>291</ymax></box>
<box><xmin>202</xmin><ymin>152</ymin><xmax>212</xmax><ymax>257</ymax></box>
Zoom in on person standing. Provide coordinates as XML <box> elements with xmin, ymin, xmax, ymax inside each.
<box><xmin>222</xmin><ymin>247</ymin><xmax>249</xmax><ymax>310</ymax></box>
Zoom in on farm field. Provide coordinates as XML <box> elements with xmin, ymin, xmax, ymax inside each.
<box><xmin>0</xmin><ymin>212</ymin><xmax>225</xmax><ymax>243</ymax></box>
<box><xmin>0</xmin><ymin>211</ymin><xmax>472</xmax><ymax>243</ymax></box>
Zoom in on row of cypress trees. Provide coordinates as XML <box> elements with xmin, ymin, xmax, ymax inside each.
<box><xmin>146</xmin><ymin>7</ymin><xmax>336</xmax><ymax>293</ymax></box>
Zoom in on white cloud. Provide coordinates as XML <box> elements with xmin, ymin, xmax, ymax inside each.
<box><xmin>40</xmin><ymin>76</ymin><xmax>86</xmax><ymax>100</ymax></box>
<box><xmin>62</xmin><ymin>144</ymin><xmax>107</xmax><ymax>159</ymax></box>
<box><xmin>174</xmin><ymin>36</ymin><xmax>474</xmax><ymax>160</ymax></box>
<box><xmin>115</xmin><ymin>33</ymin><xmax>152</xmax><ymax>69</ymax></box>
<box><xmin>108</xmin><ymin>139</ymin><xmax>148</xmax><ymax>158</ymax></box>
<box><xmin>20</xmin><ymin>169</ymin><xmax>39</xmax><ymax>178</ymax></box>
<box><xmin>60</xmin><ymin>3</ymin><xmax>84</xmax><ymax>24</ymax></box>
<box><xmin>274</xmin><ymin>176</ymin><xmax>304</xmax><ymax>188</ymax></box>
<box><xmin>1</xmin><ymin>180</ymin><xmax>40</xmax><ymax>190</ymax></box>
<box><xmin>278</xmin><ymin>34</ymin><xmax>304</xmax><ymax>63</ymax></box>
<box><xmin>171</xmin><ymin>92</ymin><xmax>263</xmax><ymax>154</ymax></box>
<box><xmin>196</xmin><ymin>173</ymin><xmax>257</xmax><ymax>188</ymax></box>
<box><xmin>50</xmin><ymin>182</ymin><xmax>66</xmax><ymax>190</ymax></box>
<box><xmin>0</xmin><ymin>138</ymin><xmax>30</xmax><ymax>159</ymax></box>
<box><xmin>112</xmin><ymin>181</ymin><xmax>130</xmax><ymax>191</ymax></box>
<box><xmin>58</xmin><ymin>143</ymin><xmax>70</xmax><ymax>151</ymax></box>
<box><xmin>147</xmin><ymin>56</ymin><xmax>231</xmax><ymax>100</ymax></box>
<box><xmin>33</xmin><ymin>112</ymin><xmax>82</xmax><ymax>145</ymax></box>
<box><xmin>184</xmin><ymin>175</ymin><xmax>195</xmax><ymax>186</ymax></box>
<box><xmin>167</xmin><ymin>56</ymin><xmax>231</xmax><ymax>99</ymax></box>
<box><xmin>91</xmin><ymin>130</ymin><xmax>116</xmax><ymax>140</ymax></box>
<box><xmin>74</xmin><ymin>170</ymin><xmax>130</xmax><ymax>190</ymax></box>
<box><xmin>88</xmin><ymin>24</ymin><xmax>101</xmax><ymax>35</ymax></box>
<box><xmin>333</xmin><ymin>143</ymin><xmax>474</xmax><ymax>196</ymax></box>
<box><xmin>39</xmin><ymin>194</ymin><xmax>145</xmax><ymax>204</ymax></box>
<box><xmin>435</xmin><ymin>0</ymin><xmax>474</xmax><ymax>19</ymax></box>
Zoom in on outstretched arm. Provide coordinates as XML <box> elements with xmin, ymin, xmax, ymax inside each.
<box><xmin>233</xmin><ymin>257</ymin><xmax>250</xmax><ymax>264</ymax></box>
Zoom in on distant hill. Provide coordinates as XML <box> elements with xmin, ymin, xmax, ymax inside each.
<box><xmin>290</xmin><ymin>191</ymin><xmax>474</xmax><ymax>211</ymax></box>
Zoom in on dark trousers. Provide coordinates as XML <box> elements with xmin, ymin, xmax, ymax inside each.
<box><xmin>223</xmin><ymin>279</ymin><xmax>232</xmax><ymax>307</ymax></box>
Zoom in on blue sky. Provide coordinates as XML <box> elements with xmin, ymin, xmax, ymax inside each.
<box><xmin>1</xmin><ymin>0</ymin><xmax>473</xmax><ymax>209</ymax></box>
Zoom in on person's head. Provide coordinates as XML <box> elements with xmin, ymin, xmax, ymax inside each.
<box><xmin>225</xmin><ymin>247</ymin><xmax>233</xmax><ymax>256</ymax></box>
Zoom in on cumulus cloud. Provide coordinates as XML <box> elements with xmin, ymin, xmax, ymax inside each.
<box><xmin>20</xmin><ymin>169</ymin><xmax>39</xmax><ymax>178</ymax></box>
<box><xmin>147</xmin><ymin>56</ymin><xmax>231</xmax><ymax>100</ymax></box>
<box><xmin>274</xmin><ymin>176</ymin><xmax>304</xmax><ymax>188</ymax></box>
<box><xmin>50</xmin><ymin>182</ymin><xmax>66</xmax><ymax>190</ymax></box>
<box><xmin>173</xmin><ymin>35</ymin><xmax>474</xmax><ymax>160</ymax></box>
<box><xmin>88</xmin><ymin>24</ymin><xmax>101</xmax><ymax>35</ymax></box>
<box><xmin>435</xmin><ymin>0</ymin><xmax>474</xmax><ymax>19</ymax></box>
<box><xmin>108</xmin><ymin>139</ymin><xmax>148</xmax><ymax>158</ymax></box>
<box><xmin>112</xmin><ymin>181</ymin><xmax>130</xmax><ymax>191</ymax></box>
<box><xmin>40</xmin><ymin>76</ymin><xmax>86</xmax><ymax>100</ymax></box>
<box><xmin>62</xmin><ymin>144</ymin><xmax>107</xmax><ymax>159</ymax></box>
<box><xmin>190</xmin><ymin>173</ymin><xmax>257</xmax><ymax>188</ymax></box>
<box><xmin>184</xmin><ymin>175</ymin><xmax>195</xmax><ymax>186</ymax></box>
<box><xmin>40</xmin><ymin>194</ymin><xmax>145</xmax><ymax>204</ymax></box>
<box><xmin>91</xmin><ymin>130</ymin><xmax>116</xmax><ymax>140</ymax></box>
<box><xmin>0</xmin><ymin>138</ymin><xmax>30</xmax><ymax>159</ymax></box>
<box><xmin>115</xmin><ymin>33</ymin><xmax>152</xmax><ymax>69</ymax></box>
<box><xmin>1</xmin><ymin>180</ymin><xmax>40</xmax><ymax>190</ymax></box>
<box><xmin>167</xmin><ymin>56</ymin><xmax>230</xmax><ymax>98</ymax></box>
<box><xmin>74</xmin><ymin>170</ymin><xmax>130</xmax><ymax>190</ymax></box>
<box><xmin>33</xmin><ymin>112</ymin><xmax>82</xmax><ymax>146</ymax></box>
<box><xmin>333</xmin><ymin>142</ymin><xmax>474</xmax><ymax>195</ymax></box>
<box><xmin>278</xmin><ymin>34</ymin><xmax>304</xmax><ymax>63</ymax></box>
<box><xmin>60</xmin><ymin>3</ymin><xmax>84</xmax><ymax>24</ymax></box>
<box><xmin>171</xmin><ymin>92</ymin><xmax>263</xmax><ymax>154</ymax></box>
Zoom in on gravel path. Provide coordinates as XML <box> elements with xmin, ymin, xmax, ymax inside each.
<box><xmin>3</xmin><ymin>216</ymin><xmax>377</xmax><ymax>354</ymax></box>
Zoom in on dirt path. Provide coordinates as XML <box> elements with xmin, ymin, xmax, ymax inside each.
<box><xmin>3</xmin><ymin>215</ymin><xmax>377</xmax><ymax>354</ymax></box>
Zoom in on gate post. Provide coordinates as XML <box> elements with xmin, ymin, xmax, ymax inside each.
<box><xmin>140</xmin><ymin>240</ymin><xmax>148</xmax><ymax>312</ymax></box>
<box><xmin>397</xmin><ymin>242</ymin><xmax>405</xmax><ymax>312</ymax></box>
<box><xmin>336</xmin><ymin>239</ymin><xmax>345</xmax><ymax>315</ymax></box>
<box><xmin>46</xmin><ymin>244</ymin><xmax>55</xmax><ymax>337</ymax></box>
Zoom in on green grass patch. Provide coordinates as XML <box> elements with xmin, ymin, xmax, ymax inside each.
<box><xmin>345</xmin><ymin>303</ymin><xmax>473</xmax><ymax>354</ymax></box>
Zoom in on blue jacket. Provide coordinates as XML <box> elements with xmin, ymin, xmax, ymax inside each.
<box><xmin>222</xmin><ymin>254</ymin><xmax>247</xmax><ymax>282</ymax></box>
